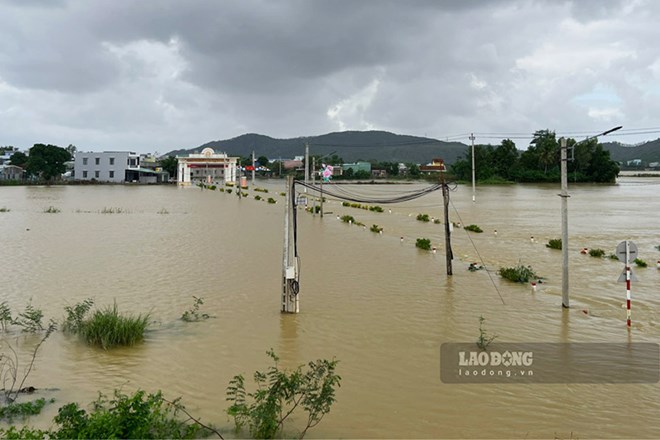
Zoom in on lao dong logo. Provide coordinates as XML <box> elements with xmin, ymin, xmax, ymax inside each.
<box><xmin>458</xmin><ymin>350</ymin><xmax>533</xmax><ymax>367</ymax></box>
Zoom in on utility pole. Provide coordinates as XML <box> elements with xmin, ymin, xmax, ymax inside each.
<box><xmin>470</xmin><ymin>133</ymin><xmax>476</xmax><ymax>203</ymax></box>
<box><xmin>304</xmin><ymin>143</ymin><xmax>309</xmax><ymax>191</ymax></box>
<box><xmin>560</xmin><ymin>137</ymin><xmax>569</xmax><ymax>308</ymax></box>
<box><xmin>251</xmin><ymin>150</ymin><xmax>255</xmax><ymax>186</ymax></box>
<box><xmin>282</xmin><ymin>176</ymin><xmax>299</xmax><ymax>313</ymax></box>
<box><xmin>441</xmin><ymin>173</ymin><xmax>453</xmax><ymax>276</ymax></box>
<box><xmin>312</xmin><ymin>157</ymin><xmax>317</xmax><ymax>216</ymax></box>
<box><xmin>557</xmin><ymin>126</ymin><xmax>622</xmax><ymax>310</ymax></box>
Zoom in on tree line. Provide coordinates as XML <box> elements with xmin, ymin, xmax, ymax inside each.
<box><xmin>450</xmin><ymin>129</ymin><xmax>620</xmax><ymax>183</ymax></box>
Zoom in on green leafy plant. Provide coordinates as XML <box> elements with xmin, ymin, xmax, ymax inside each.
<box><xmin>588</xmin><ymin>249</ymin><xmax>605</xmax><ymax>257</ymax></box>
<box><xmin>74</xmin><ymin>302</ymin><xmax>150</xmax><ymax>349</ymax></box>
<box><xmin>546</xmin><ymin>239</ymin><xmax>562</xmax><ymax>250</ymax></box>
<box><xmin>208</xmin><ymin>185</ymin><xmax>217</xmax><ymax>191</ymax></box>
<box><xmin>608</xmin><ymin>254</ymin><xmax>619</xmax><ymax>260</ymax></box>
<box><xmin>226</xmin><ymin>189</ymin><xmax>233</xmax><ymax>194</ymax></box>
<box><xmin>0</xmin><ymin>398</ymin><xmax>52</xmax><ymax>421</ymax></box>
<box><xmin>0</xmin><ymin>207</ymin><xmax>10</xmax><ymax>213</ymax></box>
<box><xmin>267</xmin><ymin>198</ymin><xmax>277</xmax><ymax>204</ymax></box>
<box><xmin>226</xmin><ymin>350</ymin><xmax>341</xmax><ymax>439</ymax></box>
<box><xmin>476</xmin><ymin>316</ymin><xmax>496</xmax><ymax>351</ymax></box>
<box><xmin>498</xmin><ymin>264</ymin><xmax>537</xmax><ymax>283</ymax></box>
<box><xmin>655</xmin><ymin>245</ymin><xmax>660</xmax><ymax>251</ymax></box>
<box><xmin>368</xmin><ymin>205</ymin><xmax>384</xmax><ymax>212</ymax></box>
<box><xmin>464</xmin><ymin>224</ymin><xmax>483</xmax><ymax>233</ymax></box>
<box><xmin>43</xmin><ymin>206</ymin><xmax>60</xmax><ymax>213</ymax></box>
<box><xmin>0</xmin><ymin>390</ymin><xmax>219</xmax><ymax>439</ymax></box>
<box><xmin>0</xmin><ymin>302</ymin><xmax>12</xmax><ymax>332</ymax></box>
<box><xmin>370</xmin><ymin>224</ymin><xmax>383</xmax><ymax>233</ymax></box>
<box><xmin>634</xmin><ymin>258</ymin><xmax>647</xmax><ymax>267</ymax></box>
<box><xmin>13</xmin><ymin>301</ymin><xmax>44</xmax><ymax>332</ymax></box>
<box><xmin>254</xmin><ymin>187</ymin><xmax>269</xmax><ymax>193</ymax></box>
<box><xmin>415</xmin><ymin>238</ymin><xmax>432</xmax><ymax>250</ymax></box>
<box><xmin>433</xmin><ymin>218</ymin><xmax>441</xmax><ymax>224</ymax></box>
<box><xmin>254</xmin><ymin>195</ymin><xmax>262</xmax><ymax>201</ymax></box>
<box><xmin>62</xmin><ymin>298</ymin><xmax>94</xmax><ymax>334</ymax></box>
<box><xmin>416</xmin><ymin>213</ymin><xmax>430</xmax><ymax>222</ymax></box>
<box><xmin>181</xmin><ymin>296</ymin><xmax>211</xmax><ymax>322</ymax></box>
<box><xmin>340</xmin><ymin>215</ymin><xmax>355</xmax><ymax>223</ymax></box>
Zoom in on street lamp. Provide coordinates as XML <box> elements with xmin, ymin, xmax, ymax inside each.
<box><xmin>560</xmin><ymin>125</ymin><xmax>622</xmax><ymax>308</ymax></box>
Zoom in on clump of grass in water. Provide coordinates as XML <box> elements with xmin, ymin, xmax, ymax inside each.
<box><xmin>78</xmin><ymin>302</ymin><xmax>149</xmax><ymax>349</ymax></box>
<box><xmin>416</xmin><ymin>238</ymin><xmax>431</xmax><ymax>250</ymax></box>
<box><xmin>43</xmin><ymin>206</ymin><xmax>60</xmax><ymax>213</ymax></box>
<box><xmin>157</xmin><ymin>208</ymin><xmax>169</xmax><ymax>214</ymax></box>
<box><xmin>100</xmin><ymin>207</ymin><xmax>124</xmax><ymax>214</ymax></box>
<box><xmin>0</xmin><ymin>207</ymin><xmax>10</xmax><ymax>212</ymax></box>
<box><xmin>589</xmin><ymin>248</ymin><xmax>605</xmax><ymax>257</ymax></box>
<box><xmin>546</xmin><ymin>238</ymin><xmax>562</xmax><ymax>250</ymax></box>
<box><xmin>608</xmin><ymin>254</ymin><xmax>619</xmax><ymax>260</ymax></box>
<box><xmin>464</xmin><ymin>224</ymin><xmax>483</xmax><ymax>233</ymax></box>
<box><xmin>370</xmin><ymin>224</ymin><xmax>383</xmax><ymax>233</ymax></box>
<box><xmin>181</xmin><ymin>296</ymin><xmax>211</xmax><ymax>322</ymax></box>
<box><xmin>634</xmin><ymin>258</ymin><xmax>647</xmax><ymax>268</ymax></box>
<box><xmin>498</xmin><ymin>264</ymin><xmax>537</xmax><ymax>283</ymax></box>
<box><xmin>340</xmin><ymin>215</ymin><xmax>355</xmax><ymax>223</ymax></box>
<box><xmin>416</xmin><ymin>213</ymin><xmax>430</xmax><ymax>222</ymax></box>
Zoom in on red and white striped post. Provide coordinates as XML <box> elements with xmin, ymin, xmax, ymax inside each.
<box><xmin>626</xmin><ymin>265</ymin><xmax>631</xmax><ymax>327</ymax></box>
<box><xmin>616</xmin><ymin>240</ymin><xmax>638</xmax><ymax>328</ymax></box>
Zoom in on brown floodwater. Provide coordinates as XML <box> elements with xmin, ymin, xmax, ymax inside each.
<box><xmin>1</xmin><ymin>178</ymin><xmax>659</xmax><ymax>438</ymax></box>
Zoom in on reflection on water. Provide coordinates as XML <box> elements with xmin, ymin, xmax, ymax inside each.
<box><xmin>0</xmin><ymin>179</ymin><xmax>659</xmax><ymax>438</ymax></box>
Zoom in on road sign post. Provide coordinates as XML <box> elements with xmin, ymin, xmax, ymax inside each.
<box><xmin>616</xmin><ymin>241</ymin><xmax>638</xmax><ymax>328</ymax></box>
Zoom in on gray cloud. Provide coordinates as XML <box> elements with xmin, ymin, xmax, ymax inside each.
<box><xmin>0</xmin><ymin>0</ymin><xmax>658</xmax><ymax>152</ymax></box>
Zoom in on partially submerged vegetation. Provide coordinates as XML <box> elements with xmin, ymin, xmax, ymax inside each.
<box><xmin>416</xmin><ymin>238</ymin><xmax>432</xmax><ymax>250</ymax></box>
<box><xmin>63</xmin><ymin>299</ymin><xmax>149</xmax><ymax>349</ymax></box>
<box><xmin>589</xmin><ymin>248</ymin><xmax>605</xmax><ymax>258</ymax></box>
<box><xmin>416</xmin><ymin>213</ymin><xmax>430</xmax><ymax>222</ymax></box>
<box><xmin>226</xmin><ymin>350</ymin><xmax>340</xmax><ymax>439</ymax></box>
<box><xmin>634</xmin><ymin>258</ymin><xmax>647</xmax><ymax>268</ymax></box>
<box><xmin>463</xmin><ymin>224</ymin><xmax>483</xmax><ymax>233</ymax></box>
<box><xmin>546</xmin><ymin>239</ymin><xmax>562</xmax><ymax>250</ymax></box>
<box><xmin>498</xmin><ymin>264</ymin><xmax>537</xmax><ymax>283</ymax></box>
<box><xmin>181</xmin><ymin>296</ymin><xmax>211</xmax><ymax>322</ymax></box>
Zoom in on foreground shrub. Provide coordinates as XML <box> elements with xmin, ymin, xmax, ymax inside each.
<box><xmin>498</xmin><ymin>264</ymin><xmax>537</xmax><ymax>283</ymax></box>
<box><xmin>416</xmin><ymin>238</ymin><xmax>432</xmax><ymax>250</ymax></box>
<box><xmin>227</xmin><ymin>350</ymin><xmax>340</xmax><ymax>439</ymax></box>
<box><xmin>463</xmin><ymin>224</ymin><xmax>483</xmax><ymax>233</ymax></box>
<box><xmin>0</xmin><ymin>390</ymin><xmax>214</xmax><ymax>439</ymax></box>
<box><xmin>546</xmin><ymin>239</ymin><xmax>562</xmax><ymax>250</ymax></box>
<box><xmin>65</xmin><ymin>301</ymin><xmax>149</xmax><ymax>349</ymax></box>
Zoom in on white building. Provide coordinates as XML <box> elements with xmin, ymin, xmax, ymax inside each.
<box><xmin>177</xmin><ymin>148</ymin><xmax>238</xmax><ymax>185</ymax></box>
<box><xmin>75</xmin><ymin>151</ymin><xmax>141</xmax><ymax>182</ymax></box>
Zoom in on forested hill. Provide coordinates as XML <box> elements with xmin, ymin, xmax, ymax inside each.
<box><xmin>601</xmin><ymin>139</ymin><xmax>660</xmax><ymax>164</ymax></box>
<box><xmin>165</xmin><ymin>131</ymin><xmax>468</xmax><ymax>164</ymax></box>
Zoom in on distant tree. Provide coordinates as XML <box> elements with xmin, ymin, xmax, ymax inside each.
<box><xmin>160</xmin><ymin>155</ymin><xmax>178</xmax><ymax>180</ymax></box>
<box><xmin>25</xmin><ymin>144</ymin><xmax>71</xmax><ymax>182</ymax></box>
<box><xmin>9</xmin><ymin>151</ymin><xmax>28</xmax><ymax>168</ymax></box>
<box><xmin>586</xmin><ymin>144</ymin><xmax>619</xmax><ymax>182</ymax></box>
<box><xmin>256</xmin><ymin>155</ymin><xmax>269</xmax><ymax>167</ymax></box>
<box><xmin>354</xmin><ymin>170</ymin><xmax>371</xmax><ymax>180</ymax></box>
<box><xmin>493</xmin><ymin>139</ymin><xmax>519</xmax><ymax>179</ymax></box>
<box><xmin>407</xmin><ymin>163</ymin><xmax>421</xmax><ymax>177</ymax></box>
<box><xmin>66</xmin><ymin>144</ymin><xmax>77</xmax><ymax>157</ymax></box>
<box><xmin>530</xmin><ymin>130</ymin><xmax>558</xmax><ymax>174</ymax></box>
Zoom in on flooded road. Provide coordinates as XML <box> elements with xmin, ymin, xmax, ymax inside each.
<box><xmin>1</xmin><ymin>178</ymin><xmax>659</xmax><ymax>438</ymax></box>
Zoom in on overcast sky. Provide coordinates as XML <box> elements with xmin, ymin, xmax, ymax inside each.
<box><xmin>1</xmin><ymin>0</ymin><xmax>659</xmax><ymax>154</ymax></box>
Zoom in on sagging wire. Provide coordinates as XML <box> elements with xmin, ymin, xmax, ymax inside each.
<box><xmin>295</xmin><ymin>180</ymin><xmax>443</xmax><ymax>204</ymax></box>
<box><xmin>448</xmin><ymin>198</ymin><xmax>507</xmax><ymax>306</ymax></box>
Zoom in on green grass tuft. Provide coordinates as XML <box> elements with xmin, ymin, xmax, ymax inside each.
<box><xmin>416</xmin><ymin>238</ymin><xmax>432</xmax><ymax>250</ymax></box>
<box><xmin>463</xmin><ymin>224</ymin><xmax>483</xmax><ymax>233</ymax></box>
<box><xmin>78</xmin><ymin>302</ymin><xmax>149</xmax><ymax>349</ymax></box>
<box><xmin>634</xmin><ymin>258</ymin><xmax>647</xmax><ymax>268</ymax></box>
<box><xmin>588</xmin><ymin>248</ymin><xmax>605</xmax><ymax>257</ymax></box>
